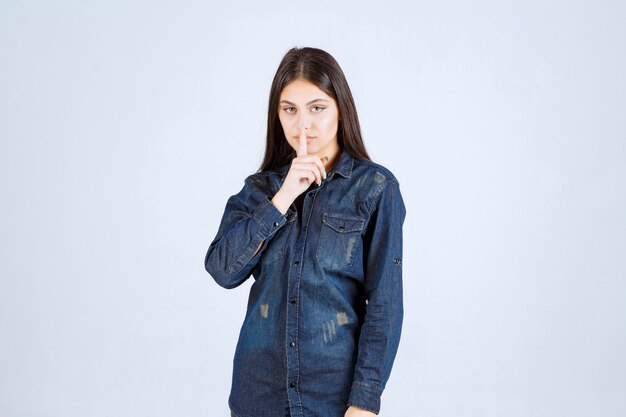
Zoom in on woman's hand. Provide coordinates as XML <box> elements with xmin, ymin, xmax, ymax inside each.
<box><xmin>271</xmin><ymin>125</ymin><xmax>327</xmax><ymax>213</ymax></box>
<box><xmin>344</xmin><ymin>405</ymin><xmax>377</xmax><ymax>416</ymax></box>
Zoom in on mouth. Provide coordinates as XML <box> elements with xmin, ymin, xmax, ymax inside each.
<box><xmin>295</xmin><ymin>136</ymin><xmax>316</xmax><ymax>142</ymax></box>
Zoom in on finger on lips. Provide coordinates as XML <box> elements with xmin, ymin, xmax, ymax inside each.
<box><xmin>295</xmin><ymin>125</ymin><xmax>327</xmax><ymax>185</ymax></box>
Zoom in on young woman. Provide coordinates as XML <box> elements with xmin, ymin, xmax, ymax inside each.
<box><xmin>204</xmin><ymin>46</ymin><xmax>406</xmax><ymax>417</ymax></box>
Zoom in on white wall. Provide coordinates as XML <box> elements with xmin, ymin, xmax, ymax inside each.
<box><xmin>1</xmin><ymin>1</ymin><xmax>625</xmax><ymax>416</ymax></box>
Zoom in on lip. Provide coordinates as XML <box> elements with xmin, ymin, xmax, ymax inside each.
<box><xmin>295</xmin><ymin>136</ymin><xmax>316</xmax><ymax>140</ymax></box>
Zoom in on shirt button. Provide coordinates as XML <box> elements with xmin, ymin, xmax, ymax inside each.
<box><xmin>294</xmin><ymin>261</ymin><xmax>299</xmax><ymax>265</ymax></box>
<box><xmin>289</xmin><ymin>382</ymin><xmax>296</xmax><ymax>388</ymax></box>
<box><xmin>273</xmin><ymin>221</ymin><xmax>279</xmax><ymax>227</ymax></box>
<box><xmin>290</xmin><ymin>298</ymin><xmax>296</xmax><ymax>304</ymax></box>
<box><xmin>290</xmin><ymin>341</ymin><xmax>295</xmax><ymax>347</ymax></box>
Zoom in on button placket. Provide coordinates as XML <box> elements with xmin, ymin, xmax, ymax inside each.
<box><xmin>285</xmin><ymin>186</ymin><xmax>318</xmax><ymax>412</ymax></box>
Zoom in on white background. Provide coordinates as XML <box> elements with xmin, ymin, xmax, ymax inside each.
<box><xmin>1</xmin><ymin>1</ymin><xmax>625</xmax><ymax>416</ymax></box>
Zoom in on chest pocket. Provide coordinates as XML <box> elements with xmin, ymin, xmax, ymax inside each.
<box><xmin>316</xmin><ymin>213</ymin><xmax>365</xmax><ymax>273</ymax></box>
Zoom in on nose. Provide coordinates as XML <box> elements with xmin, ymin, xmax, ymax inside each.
<box><xmin>298</xmin><ymin>116</ymin><xmax>312</xmax><ymax>130</ymax></box>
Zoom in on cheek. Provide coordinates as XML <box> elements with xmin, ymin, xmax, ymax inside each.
<box><xmin>278</xmin><ymin>116</ymin><xmax>295</xmax><ymax>145</ymax></box>
<box><xmin>280</xmin><ymin>114</ymin><xmax>296</xmax><ymax>130</ymax></box>
<box><xmin>318</xmin><ymin>113</ymin><xmax>339</xmax><ymax>132</ymax></box>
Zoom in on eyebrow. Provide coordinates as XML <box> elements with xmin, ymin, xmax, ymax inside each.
<box><xmin>279</xmin><ymin>99</ymin><xmax>329</xmax><ymax>106</ymax></box>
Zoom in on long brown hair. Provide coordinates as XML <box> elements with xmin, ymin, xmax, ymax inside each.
<box><xmin>258</xmin><ymin>47</ymin><xmax>371</xmax><ymax>172</ymax></box>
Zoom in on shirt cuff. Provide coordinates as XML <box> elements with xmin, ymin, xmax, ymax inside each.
<box><xmin>347</xmin><ymin>381</ymin><xmax>382</xmax><ymax>414</ymax></box>
<box><xmin>252</xmin><ymin>195</ymin><xmax>288</xmax><ymax>236</ymax></box>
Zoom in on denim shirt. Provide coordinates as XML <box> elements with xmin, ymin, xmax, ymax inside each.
<box><xmin>204</xmin><ymin>147</ymin><xmax>406</xmax><ymax>417</ymax></box>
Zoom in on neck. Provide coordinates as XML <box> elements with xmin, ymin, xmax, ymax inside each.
<box><xmin>318</xmin><ymin>144</ymin><xmax>341</xmax><ymax>174</ymax></box>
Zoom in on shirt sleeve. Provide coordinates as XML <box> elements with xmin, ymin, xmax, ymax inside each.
<box><xmin>204</xmin><ymin>174</ymin><xmax>291</xmax><ymax>289</ymax></box>
<box><xmin>347</xmin><ymin>178</ymin><xmax>406</xmax><ymax>414</ymax></box>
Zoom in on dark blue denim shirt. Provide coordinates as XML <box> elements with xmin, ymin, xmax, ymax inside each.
<box><xmin>204</xmin><ymin>147</ymin><xmax>406</xmax><ymax>417</ymax></box>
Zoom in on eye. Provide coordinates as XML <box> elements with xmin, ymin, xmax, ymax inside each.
<box><xmin>283</xmin><ymin>107</ymin><xmax>296</xmax><ymax>114</ymax></box>
<box><xmin>312</xmin><ymin>106</ymin><xmax>325</xmax><ymax>113</ymax></box>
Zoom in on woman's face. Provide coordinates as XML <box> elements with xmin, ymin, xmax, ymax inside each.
<box><xmin>278</xmin><ymin>78</ymin><xmax>340</xmax><ymax>161</ymax></box>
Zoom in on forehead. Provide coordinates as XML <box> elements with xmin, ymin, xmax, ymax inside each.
<box><xmin>279</xmin><ymin>79</ymin><xmax>332</xmax><ymax>101</ymax></box>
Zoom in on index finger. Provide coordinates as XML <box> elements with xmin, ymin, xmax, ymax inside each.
<box><xmin>297</xmin><ymin>125</ymin><xmax>308</xmax><ymax>157</ymax></box>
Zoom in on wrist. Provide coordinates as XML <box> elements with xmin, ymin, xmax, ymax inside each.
<box><xmin>345</xmin><ymin>405</ymin><xmax>377</xmax><ymax>416</ymax></box>
<box><xmin>271</xmin><ymin>189</ymin><xmax>294</xmax><ymax>215</ymax></box>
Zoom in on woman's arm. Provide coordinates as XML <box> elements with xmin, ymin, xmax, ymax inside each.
<box><xmin>204</xmin><ymin>175</ymin><xmax>290</xmax><ymax>289</ymax></box>
<box><xmin>347</xmin><ymin>179</ymin><xmax>406</xmax><ymax>415</ymax></box>
<box><xmin>205</xmin><ymin>137</ymin><xmax>325</xmax><ymax>289</ymax></box>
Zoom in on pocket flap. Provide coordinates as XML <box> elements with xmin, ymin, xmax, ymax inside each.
<box><xmin>322</xmin><ymin>213</ymin><xmax>365</xmax><ymax>233</ymax></box>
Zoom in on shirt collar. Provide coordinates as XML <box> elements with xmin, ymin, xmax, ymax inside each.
<box><xmin>330</xmin><ymin>147</ymin><xmax>354</xmax><ymax>179</ymax></box>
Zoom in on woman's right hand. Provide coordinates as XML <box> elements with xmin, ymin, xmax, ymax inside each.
<box><xmin>271</xmin><ymin>125</ymin><xmax>327</xmax><ymax>213</ymax></box>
